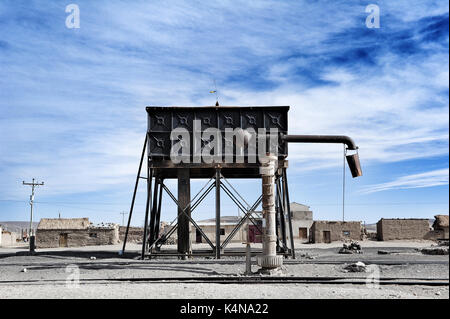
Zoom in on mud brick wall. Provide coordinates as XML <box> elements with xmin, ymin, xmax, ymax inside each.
<box><xmin>36</xmin><ymin>227</ymin><xmax>119</xmax><ymax>248</ymax></box>
<box><xmin>311</xmin><ymin>221</ymin><xmax>361</xmax><ymax>243</ymax></box>
<box><xmin>119</xmin><ymin>226</ymin><xmax>144</xmax><ymax>243</ymax></box>
<box><xmin>377</xmin><ymin>219</ymin><xmax>430</xmax><ymax>241</ymax></box>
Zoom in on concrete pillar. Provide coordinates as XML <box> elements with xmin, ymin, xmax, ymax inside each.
<box><xmin>177</xmin><ymin>168</ymin><xmax>191</xmax><ymax>258</ymax></box>
<box><xmin>258</xmin><ymin>155</ymin><xmax>283</xmax><ymax>270</ymax></box>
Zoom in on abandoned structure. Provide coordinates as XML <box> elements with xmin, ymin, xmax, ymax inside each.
<box><xmin>121</xmin><ymin>105</ymin><xmax>361</xmax><ymax>267</ymax></box>
<box><xmin>36</xmin><ymin>218</ymin><xmax>119</xmax><ymax>248</ymax></box>
<box><xmin>162</xmin><ymin>203</ymin><xmax>312</xmax><ymax>246</ymax></box>
<box><xmin>0</xmin><ymin>225</ymin><xmax>20</xmax><ymax>247</ymax></box>
<box><xmin>286</xmin><ymin>202</ymin><xmax>313</xmax><ymax>242</ymax></box>
<box><xmin>310</xmin><ymin>221</ymin><xmax>362</xmax><ymax>243</ymax></box>
<box><xmin>190</xmin><ymin>216</ymin><xmax>250</xmax><ymax>244</ymax></box>
<box><xmin>432</xmin><ymin>215</ymin><xmax>449</xmax><ymax>240</ymax></box>
<box><xmin>376</xmin><ymin>218</ymin><xmax>431</xmax><ymax>241</ymax></box>
<box><xmin>119</xmin><ymin>226</ymin><xmax>144</xmax><ymax>243</ymax></box>
<box><xmin>1</xmin><ymin>230</ymin><xmax>19</xmax><ymax>247</ymax></box>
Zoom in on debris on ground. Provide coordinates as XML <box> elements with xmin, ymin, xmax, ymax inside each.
<box><xmin>299</xmin><ymin>252</ymin><xmax>316</xmax><ymax>260</ymax></box>
<box><xmin>90</xmin><ymin>256</ymin><xmax>97</xmax><ymax>260</ymax></box>
<box><xmin>344</xmin><ymin>262</ymin><xmax>366</xmax><ymax>273</ymax></box>
<box><xmin>21</xmin><ymin>268</ymin><xmax>27</xmax><ymax>273</ymax></box>
<box><xmin>339</xmin><ymin>241</ymin><xmax>363</xmax><ymax>254</ymax></box>
<box><xmin>437</xmin><ymin>239</ymin><xmax>449</xmax><ymax>247</ymax></box>
<box><xmin>420</xmin><ymin>247</ymin><xmax>449</xmax><ymax>255</ymax></box>
<box><xmin>378</xmin><ymin>250</ymin><xmax>403</xmax><ymax>255</ymax></box>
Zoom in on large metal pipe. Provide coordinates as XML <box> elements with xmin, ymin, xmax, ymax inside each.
<box><xmin>281</xmin><ymin>134</ymin><xmax>362</xmax><ymax>177</ymax></box>
<box><xmin>257</xmin><ymin>155</ymin><xmax>283</xmax><ymax>271</ymax></box>
<box><xmin>281</xmin><ymin>134</ymin><xmax>358</xmax><ymax>150</ymax></box>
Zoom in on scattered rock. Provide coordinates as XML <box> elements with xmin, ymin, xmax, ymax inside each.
<box><xmin>420</xmin><ymin>247</ymin><xmax>449</xmax><ymax>255</ymax></box>
<box><xmin>435</xmin><ymin>291</ymin><xmax>441</xmax><ymax>296</ymax></box>
<box><xmin>21</xmin><ymin>268</ymin><xmax>27</xmax><ymax>273</ymax></box>
<box><xmin>344</xmin><ymin>262</ymin><xmax>366</xmax><ymax>272</ymax></box>
<box><xmin>377</xmin><ymin>250</ymin><xmax>401</xmax><ymax>255</ymax></box>
<box><xmin>300</xmin><ymin>252</ymin><xmax>316</xmax><ymax>259</ymax></box>
<box><xmin>90</xmin><ymin>256</ymin><xmax>97</xmax><ymax>260</ymax></box>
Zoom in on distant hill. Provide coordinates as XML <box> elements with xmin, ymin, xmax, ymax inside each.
<box><xmin>0</xmin><ymin>221</ymin><xmax>39</xmax><ymax>233</ymax></box>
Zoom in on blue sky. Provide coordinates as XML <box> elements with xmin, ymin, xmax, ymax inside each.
<box><xmin>0</xmin><ymin>0</ymin><xmax>448</xmax><ymax>226</ymax></box>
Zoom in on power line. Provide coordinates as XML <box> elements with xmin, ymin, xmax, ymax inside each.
<box><xmin>22</xmin><ymin>178</ymin><xmax>44</xmax><ymax>253</ymax></box>
<box><xmin>120</xmin><ymin>211</ymin><xmax>127</xmax><ymax>226</ymax></box>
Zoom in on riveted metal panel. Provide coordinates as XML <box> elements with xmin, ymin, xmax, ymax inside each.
<box><xmin>146</xmin><ymin>106</ymin><xmax>289</xmax><ymax>169</ymax></box>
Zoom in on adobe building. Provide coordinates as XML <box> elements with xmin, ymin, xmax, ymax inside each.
<box><xmin>36</xmin><ymin>218</ymin><xmax>119</xmax><ymax>248</ymax></box>
<box><xmin>431</xmin><ymin>215</ymin><xmax>449</xmax><ymax>240</ymax></box>
<box><xmin>189</xmin><ymin>216</ymin><xmax>260</xmax><ymax>244</ymax></box>
<box><xmin>376</xmin><ymin>218</ymin><xmax>431</xmax><ymax>241</ymax></box>
<box><xmin>119</xmin><ymin>226</ymin><xmax>144</xmax><ymax>243</ymax></box>
<box><xmin>310</xmin><ymin>221</ymin><xmax>362</xmax><ymax>243</ymax></box>
<box><xmin>286</xmin><ymin>202</ymin><xmax>314</xmax><ymax>242</ymax></box>
<box><xmin>0</xmin><ymin>225</ymin><xmax>20</xmax><ymax>247</ymax></box>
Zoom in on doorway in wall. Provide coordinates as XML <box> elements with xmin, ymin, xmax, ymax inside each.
<box><xmin>59</xmin><ymin>233</ymin><xmax>68</xmax><ymax>247</ymax></box>
<box><xmin>299</xmin><ymin>227</ymin><xmax>308</xmax><ymax>239</ymax></box>
<box><xmin>323</xmin><ymin>231</ymin><xmax>331</xmax><ymax>243</ymax></box>
<box><xmin>249</xmin><ymin>225</ymin><xmax>262</xmax><ymax>243</ymax></box>
<box><xmin>195</xmin><ymin>229</ymin><xmax>202</xmax><ymax>243</ymax></box>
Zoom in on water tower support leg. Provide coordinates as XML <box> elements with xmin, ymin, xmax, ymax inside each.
<box><xmin>215</xmin><ymin>168</ymin><xmax>221</xmax><ymax>259</ymax></box>
<box><xmin>177</xmin><ymin>168</ymin><xmax>191</xmax><ymax>259</ymax></box>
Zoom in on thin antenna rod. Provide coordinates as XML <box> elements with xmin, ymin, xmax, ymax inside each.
<box><xmin>210</xmin><ymin>79</ymin><xmax>219</xmax><ymax>106</ymax></box>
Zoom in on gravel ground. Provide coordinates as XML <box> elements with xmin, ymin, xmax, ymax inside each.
<box><xmin>0</xmin><ymin>241</ymin><xmax>448</xmax><ymax>299</ymax></box>
<box><xmin>0</xmin><ymin>283</ymin><xmax>448</xmax><ymax>299</ymax></box>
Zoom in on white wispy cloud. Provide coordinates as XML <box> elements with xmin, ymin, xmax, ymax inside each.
<box><xmin>360</xmin><ymin>168</ymin><xmax>449</xmax><ymax>194</ymax></box>
<box><xmin>0</xmin><ymin>0</ymin><xmax>448</xmax><ymax>205</ymax></box>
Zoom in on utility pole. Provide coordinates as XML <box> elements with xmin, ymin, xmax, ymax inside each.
<box><xmin>22</xmin><ymin>178</ymin><xmax>44</xmax><ymax>253</ymax></box>
<box><xmin>120</xmin><ymin>211</ymin><xmax>127</xmax><ymax>226</ymax></box>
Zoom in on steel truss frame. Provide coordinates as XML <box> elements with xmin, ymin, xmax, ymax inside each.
<box><xmin>121</xmin><ymin>135</ymin><xmax>296</xmax><ymax>259</ymax></box>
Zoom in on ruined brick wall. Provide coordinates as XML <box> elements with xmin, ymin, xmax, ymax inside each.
<box><xmin>376</xmin><ymin>219</ymin><xmax>430</xmax><ymax>241</ymax></box>
<box><xmin>119</xmin><ymin>226</ymin><xmax>144</xmax><ymax>243</ymax></box>
<box><xmin>311</xmin><ymin>221</ymin><xmax>362</xmax><ymax>243</ymax></box>
<box><xmin>36</xmin><ymin>226</ymin><xmax>119</xmax><ymax>248</ymax></box>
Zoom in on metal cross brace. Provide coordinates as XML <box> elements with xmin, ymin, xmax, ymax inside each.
<box><xmin>148</xmin><ymin>177</ymin><xmax>216</xmax><ymax>251</ymax></box>
<box><xmin>161</xmin><ymin>184</ymin><xmax>216</xmax><ymax>250</ymax></box>
<box><xmin>219</xmin><ymin>175</ymin><xmax>290</xmax><ymax>252</ymax></box>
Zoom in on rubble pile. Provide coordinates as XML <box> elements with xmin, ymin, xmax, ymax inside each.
<box><xmin>339</xmin><ymin>241</ymin><xmax>363</xmax><ymax>254</ymax></box>
<box><xmin>420</xmin><ymin>247</ymin><xmax>449</xmax><ymax>255</ymax></box>
<box><xmin>344</xmin><ymin>262</ymin><xmax>366</xmax><ymax>272</ymax></box>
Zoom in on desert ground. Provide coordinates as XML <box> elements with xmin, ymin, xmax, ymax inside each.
<box><xmin>0</xmin><ymin>240</ymin><xmax>448</xmax><ymax>299</ymax></box>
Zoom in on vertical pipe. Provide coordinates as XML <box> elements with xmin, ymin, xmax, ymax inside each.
<box><xmin>141</xmin><ymin>165</ymin><xmax>153</xmax><ymax>260</ymax></box>
<box><xmin>122</xmin><ymin>134</ymin><xmax>147</xmax><ymax>254</ymax></box>
<box><xmin>283</xmin><ymin>168</ymin><xmax>296</xmax><ymax>259</ymax></box>
<box><xmin>215</xmin><ymin>168</ymin><xmax>221</xmax><ymax>259</ymax></box>
<box><xmin>258</xmin><ymin>155</ymin><xmax>283</xmax><ymax>271</ymax></box>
